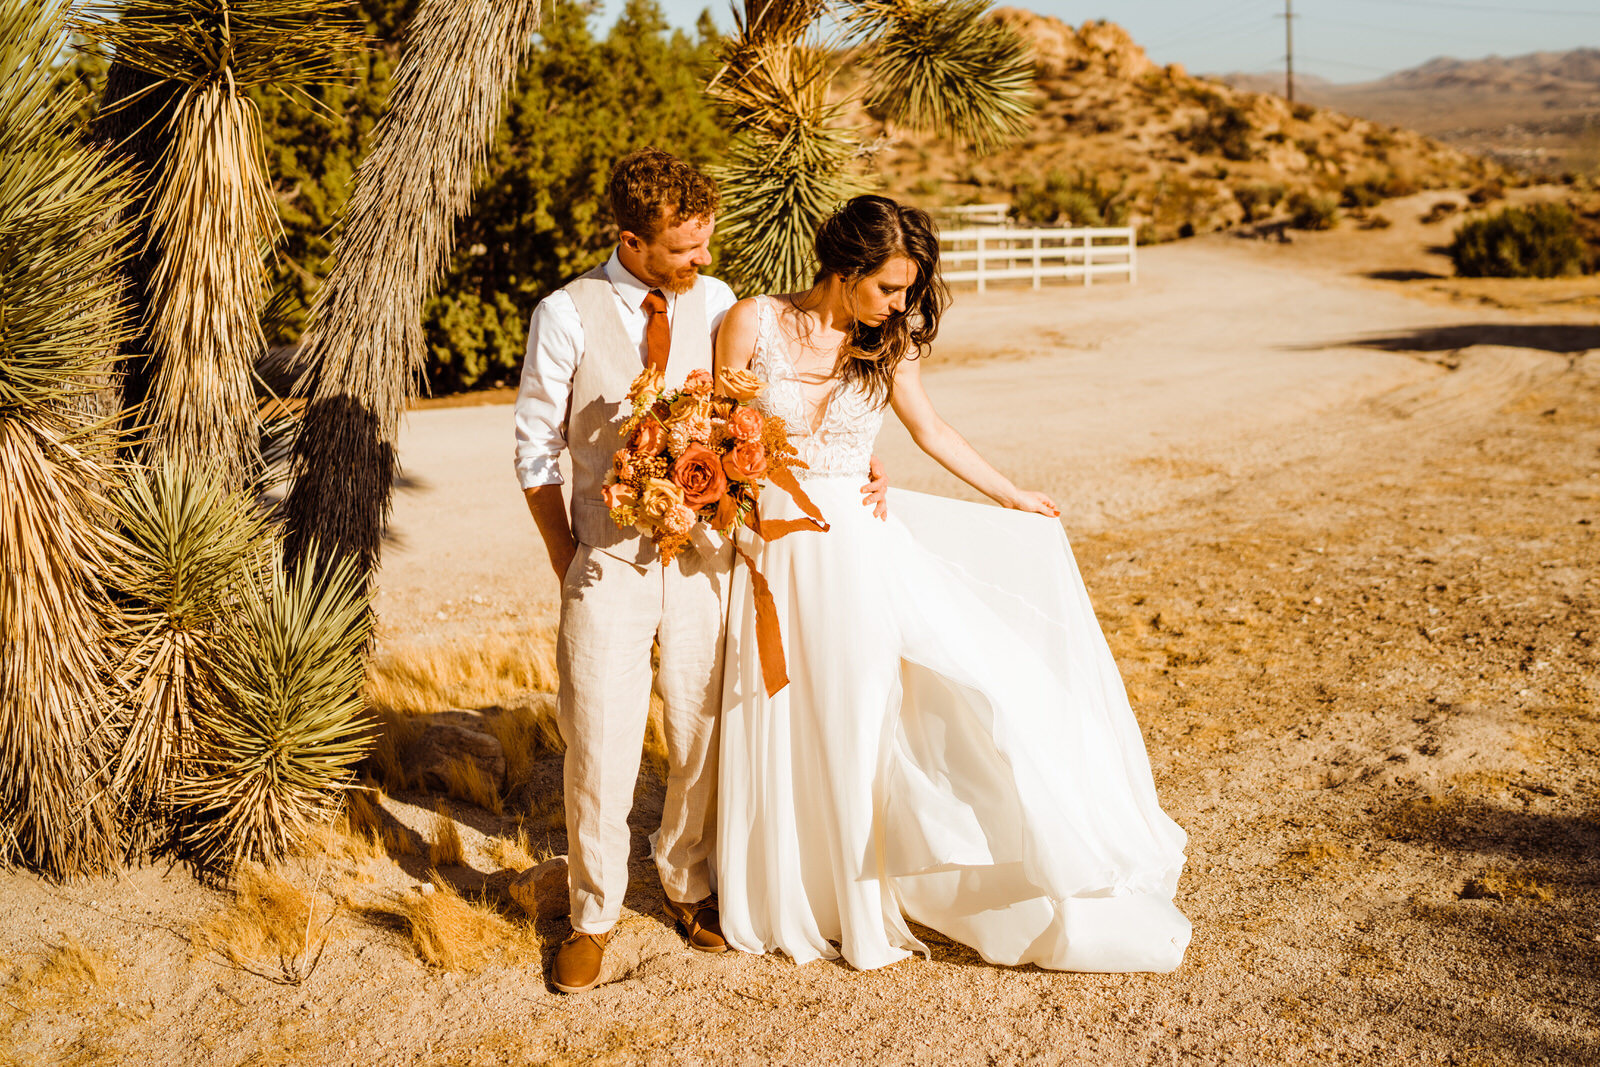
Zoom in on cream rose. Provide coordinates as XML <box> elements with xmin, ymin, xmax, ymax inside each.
<box><xmin>639</xmin><ymin>478</ymin><xmax>684</xmax><ymax>526</ymax></box>
<box><xmin>717</xmin><ymin>367</ymin><xmax>763</xmax><ymax>401</ymax></box>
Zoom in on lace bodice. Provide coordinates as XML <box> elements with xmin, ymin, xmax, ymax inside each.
<box><xmin>749</xmin><ymin>295</ymin><xmax>884</xmax><ymax>478</ymax></box>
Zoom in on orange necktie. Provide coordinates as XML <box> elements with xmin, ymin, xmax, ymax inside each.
<box><xmin>642</xmin><ymin>288</ymin><xmax>670</xmax><ymax>373</ymax></box>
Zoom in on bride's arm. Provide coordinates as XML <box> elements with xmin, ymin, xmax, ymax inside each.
<box><xmin>890</xmin><ymin>355</ymin><xmax>1060</xmax><ymax>517</ymax></box>
<box><xmin>714</xmin><ymin>297</ymin><xmax>763</xmax><ymax>374</ymax></box>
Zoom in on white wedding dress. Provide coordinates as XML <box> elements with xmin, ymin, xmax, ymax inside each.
<box><xmin>716</xmin><ymin>296</ymin><xmax>1191</xmax><ymax>972</ymax></box>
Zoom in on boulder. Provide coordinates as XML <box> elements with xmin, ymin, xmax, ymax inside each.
<box><xmin>508</xmin><ymin>855</ymin><xmax>570</xmax><ymax>920</ymax></box>
<box><xmin>412</xmin><ymin>722</ymin><xmax>506</xmax><ymax>793</ymax></box>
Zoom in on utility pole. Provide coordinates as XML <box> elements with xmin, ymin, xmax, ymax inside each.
<box><xmin>1284</xmin><ymin>0</ymin><xmax>1296</xmax><ymax>103</ymax></box>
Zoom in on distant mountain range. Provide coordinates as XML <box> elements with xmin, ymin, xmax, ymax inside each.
<box><xmin>1219</xmin><ymin>49</ymin><xmax>1600</xmax><ymax>174</ymax></box>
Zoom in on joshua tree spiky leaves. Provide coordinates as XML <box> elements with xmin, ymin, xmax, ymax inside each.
<box><xmin>0</xmin><ymin>0</ymin><xmax>139</xmax><ymax>878</ymax></box>
<box><xmin>282</xmin><ymin>0</ymin><xmax>545</xmax><ymax>584</ymax></box>
<box><xmin>110</xmin><ymin>463</ymin><xmax>271</xmax><ymax>848</ymax></box>
<box><xmin>176</xmin><ymin>546</ymin><xmax>372</xmax><ymax>875</ymax></box>
<box><xmin>76</xmin><ymin>0</ymin><xmax>363</xmax><ymax>490</ymax></box>
<box><xmin>709</xmin><ymin>0</ymin><xmax>1036</xmax><ymax>294</ymax></box>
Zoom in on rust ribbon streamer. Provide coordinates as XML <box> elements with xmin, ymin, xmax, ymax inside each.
<box><xmin>738</xmin><ymin>466</ymin><xmax>831</xmax><ymax>697</ymax></box>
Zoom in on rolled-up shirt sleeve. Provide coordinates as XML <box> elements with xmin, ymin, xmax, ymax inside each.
<box><xmin>514</xmin><ymin>290</ymin><xmax>583</xmax><ymax>489</ymax></box>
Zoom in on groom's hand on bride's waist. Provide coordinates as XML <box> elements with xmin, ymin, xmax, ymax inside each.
<box><xmin>862</xmin><ymin>456</ymin><xmax>889</xmax><ymax>521</ymax></box>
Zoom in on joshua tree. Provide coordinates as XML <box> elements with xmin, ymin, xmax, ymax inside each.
<box><xmin>710</xmin><ymin>0</ymin><xmax>1035</xmax><ymax>294</ymax></box>
<box><xmin>0</xmin><ymin>0</ymin><xmax>139</xmax><ymax>878</ymax></box>
<box><xmin>281</xmin><ymin>0</ymin><xmax>546</xmax><ymax>585</ymax></box>
<box><xmin>77</xmin><ymin>0</ymin><xmax>362</xmax><ymax>490</ymax></box>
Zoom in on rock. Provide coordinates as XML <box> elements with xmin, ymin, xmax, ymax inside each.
<box><xmin>412</xmin><ymin>722</ymin><xmax>507</xmax><ymax>792</ymax></box>
<box><xmin>508</xmin><ymin>855</ymin><xmax>570</xmax><ymax>920</ymax></box>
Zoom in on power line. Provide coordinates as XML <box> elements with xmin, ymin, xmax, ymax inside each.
<box><xmin>1342</xmin><ymin>0</ymin><xmax>1600</xmax><ymax>17</ymax></box>
<box><xmin>1299</xmin><ymin>13</ymin><xmax>1543</xmax><ymax>45</ymax></box>
<box><xmin>1279</xmin><ymin>0</ymin><xmax>1295</xmax><ymax>103</ymax></box>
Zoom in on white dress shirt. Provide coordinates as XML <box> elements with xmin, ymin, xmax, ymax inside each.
<box><xmin>513</xmin><ymin>248</ymin><xmax>737</xmax><ymax>489</ymax></box>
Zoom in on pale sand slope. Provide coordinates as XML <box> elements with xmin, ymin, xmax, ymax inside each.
<box><xmin>373</xmin><ymin>235</ymin><xmax>1477</xmax><ymax>644</ymax></box>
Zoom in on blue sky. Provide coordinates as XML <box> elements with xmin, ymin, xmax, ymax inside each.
<box><xmin>636</xmin><ymin>0</ymin><xmax>1600</xmax><ymax>83</ymax></box>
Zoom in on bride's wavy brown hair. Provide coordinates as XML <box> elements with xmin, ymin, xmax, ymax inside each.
<box><xmin>806</xmin><ymin>195</ymin><xmax>949</xmax><ymax>406</ymax></box>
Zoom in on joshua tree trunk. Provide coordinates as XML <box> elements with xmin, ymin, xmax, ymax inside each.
<box><xmin>282</xmin><ymin>0</ymin><xmax>545</xmax><ymax>584</ymax></box>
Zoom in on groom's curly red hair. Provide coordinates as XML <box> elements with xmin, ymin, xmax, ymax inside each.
<box><xmin>608</xmin><ymin>147</ymin><xmax>720</xmax><ymax>241</ymax></box>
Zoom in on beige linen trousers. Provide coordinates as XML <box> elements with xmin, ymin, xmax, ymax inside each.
<box><xmin>557</xmin><ymin>266</ymin><xmax>731</xmax><ymax>935</ymax></box>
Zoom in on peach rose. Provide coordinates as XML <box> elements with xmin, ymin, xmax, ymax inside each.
<box><xmin>671</xmin><ymin>443</ymin><xmax>728</xmax><ymax>508</ymax></box>
<box><xmin>717</xmin><ymin>368</ymin><xmax>763</xmax><ymax>401</ymax></box>
<box><xmin>727</xmin><ymin>405</ymin><xmax>763</xmax><ymax>442</ymax></box>
<box><xmin>632</xmin><ymin>417</ymin><xmax>666</xmax><ymax>455</ymax></box>
<box><xmin>602</xmin><ymin>480</ymin><xmax>638</xmax><ymax>510</ymax></box>
<box><xmin>629</xmin><ymin>367</ymin><xmax>664</xmax><ymax>403</ymax></box>
<box><xmin>722</xmin><ymin>440</ymin><xmax>768</xmax><ymax>483</ymax></box>
<box><xmin>683</xmin><ymin>368</ymin><xmax>714</xmax><ymax>395</ymax></box>
<box><xmin>639</xmin><ymin>478</ymin><xmax>684</xmax><ymax>526</ymax></box>
<box><xmin>612</xmin><ymin>450</ymin><xmax>635</xmax><ymax>482</ymax></box>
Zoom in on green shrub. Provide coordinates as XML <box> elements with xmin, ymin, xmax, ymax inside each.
<box><xmin>1181</xmin><ymin>98</ymin><xmax>1254</xmax><ymax>162</ymax></box>
<box><xmin>1288</xmin><ymin>191</ymin><xmax>1340</xmax><ymax>231</ymax></box>
<box><xmin>1234</xmin><ymin>182</ymin><xmax>1286</xmax><ymax>222</ymax></box>
<box><xmin>1448</xmin><ymin>203</ymin><xmax>1586</xmax><ymax>278</ymax></box>
<box><xmin>1011</xmin><ymin>168</ymin><xmax>1130</xmax><ymax>227</ymax></box>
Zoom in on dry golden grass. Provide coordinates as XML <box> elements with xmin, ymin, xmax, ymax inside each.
<box><xmin>368</xmin><ymin>707</ymin><xmax>423</xmax><ymax>792</ymax></box>
<box><xmin>643</xmin><ymin>692</ymin><xmax>669</xmax><ymax>781</ymax></box>
<box><xmin>341</xmin><ymin>786</ymin><xmax>387</xmax><ymax>843</ymax></box>
<box><xmin>1462</xmin><ymin>867</ymin><xmax>1557</xmax><ymax>904</ymax></box>
<box><xmin>487</xmin><ymin>826</ymin><xmax>536</xmax><ymax>872</ymax></box>
<box><xmin>481</xmin><ymin>697</ymin><xmax>563</xmax><ymax>786</ymax></box>
<box><xmin>387</xmin><ymin>873</ymin><xmax>540</xmax><ymax>972</ymax></box>
<box><xmin>428</xmin><ymin>803</ymin><xmax>466</xmax><ymax>868</ymax></box>
<box><xmin>32</xmin><ymin>935</ymin><xmax>109</xmax><ymax>993</ymax></box>
<box><xmin>193</xmin><ymin>863</ymin><xmax>338</xmax><ymax>984</ymax></box>
<box><xmin>366</xmin><ymin>627</ymin><xmax>557</xmax><ymax>716</ymax></box>
<box><xmin>437</xmin><ymin>755</ymin><xmax>503</xmax><ymax>815</ymax></box>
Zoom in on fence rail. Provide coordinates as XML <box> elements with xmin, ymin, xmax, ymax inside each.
<box><xmin>939</xmin><ymin>226</ymin><xmax>1137</xmax><ymax>292</ymax></box>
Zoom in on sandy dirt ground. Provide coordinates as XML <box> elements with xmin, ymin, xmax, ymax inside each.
<box><xmin>2</xmin><ymin>199</ymin><xmax>1598</xmax><ymax>1065</ymax></box>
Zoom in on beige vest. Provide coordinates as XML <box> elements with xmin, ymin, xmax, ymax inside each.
<box><xmin>565</xmin><ymin>264</ymin><xmax>712</xmax><ymax>565</ymax></box>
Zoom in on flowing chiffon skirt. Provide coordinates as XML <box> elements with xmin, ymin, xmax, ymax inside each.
<box><xmin>716</xmin><ymin>477</ymin><xmax>1192</xmax><ymax>973</ymax></box>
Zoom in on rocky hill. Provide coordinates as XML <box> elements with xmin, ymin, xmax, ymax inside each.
<box><xmin>1220</xmin><ymin>48</ymin><xmax>1600</xmax><ymax>175</ymax></box>
<box><xmin>873</xmin><ymin>11</ymin><xmax>1501</xmax><ymax>242</ymax></box>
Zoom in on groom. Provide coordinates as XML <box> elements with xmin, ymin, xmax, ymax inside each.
<box><xmin>516</xmin><ymin>147</ymin><xmax>734</xmax><ymax>994</ymax></box>
<box><xmin>517</xmin><ymin>147</ymin><xmax>889</xmax><ymax>993</ymax></box>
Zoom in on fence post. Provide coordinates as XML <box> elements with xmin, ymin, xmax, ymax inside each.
<box><xmin>976</xmin><ymin>231</ymin><xmax>986</xmax><ymax>294</ymax></box>
<box><xmin>1128</xmin><ymin>228</ymin><xmax>1138</xmax><ymax>285</ymax></box>
<box><xmin>1084</xmin><ymin>230</ymin><xmax>1093</xmax><ymax>287</ymax></box>
<box><xmin>1032</xmin><ymin>231</ymin><xmax>1042</xmax><ymax>290</ymax></box>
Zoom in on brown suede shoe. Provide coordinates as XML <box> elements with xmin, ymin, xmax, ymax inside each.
<box><xmin>663</xmin><ymin>896</ymin><xmax>728</xmax><ymax>953</ymax></box>
<box><xmin>551</xmin><ymin>930</ymin><xmax>609</xmax><ymax>993</ymax></box>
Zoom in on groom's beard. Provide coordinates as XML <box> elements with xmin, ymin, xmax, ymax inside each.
<box><xmin>662</xmin><ymin>265</ymin><xmax>700</xmax><ymax>294</ymax></box>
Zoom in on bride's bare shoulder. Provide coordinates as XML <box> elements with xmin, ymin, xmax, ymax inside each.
<box><xmin>716</xmin><ymin>297</ymin><xmax>766</xmax><ymax>367</ymax></box>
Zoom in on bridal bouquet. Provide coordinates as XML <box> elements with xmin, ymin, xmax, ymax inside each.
<box><xmin>605</xmin><ymin>366</ymin><xmax>826</xmax><ymax>695</ymax></box>
<box><xmin>604</xmin><ymin>366</ymin><xmax>811</xmax><ymax>564</ymax></box>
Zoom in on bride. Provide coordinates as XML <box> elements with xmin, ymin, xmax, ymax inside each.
<box><xmin>712</xmin><ymin>195</ymin><xmax>1192</xmax><ymax>973</ymax></box>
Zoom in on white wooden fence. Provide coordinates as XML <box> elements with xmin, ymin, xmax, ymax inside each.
<box><xmin>939</xmin><ymin>226</ymin><xmax>1138</xmax><ymax>292</ymax></box>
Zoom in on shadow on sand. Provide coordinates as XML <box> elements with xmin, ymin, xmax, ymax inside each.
<box><xmin>1324</xmin><ymin>323</ymin><xmax>1600</xmax><ymax>355</ymax></box>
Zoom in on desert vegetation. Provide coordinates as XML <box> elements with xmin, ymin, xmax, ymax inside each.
<box><xmin>1449</xmin><ymin>202</ymin><xmax>1592</xmax><ymax>278</ymax></box>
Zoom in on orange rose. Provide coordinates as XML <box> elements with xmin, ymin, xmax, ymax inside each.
<box><xmin>671</xmin><ymin>443</ymin><xmax>728</xmax><ymax>508</ymax></box>
<box><xmin>632</xmin><ymin>417</ymin><xmax>666</xmax><ymax>455</ymax></box>
<box><xmin>722</xmin><ymin>440</ymin><xmax>768</xmax><ymax>483</ymax></box>
<box><xmin>717</xmin><ymin>368</ymin><xmax>763</xmax><ymax>401</ymax></box>
<box><xmin>602</xmin><ymin>481</ymin><xmax>638</xmax><ymax>510</ymax></box>
<box><xmin>683</xmin><ymin>368</ymin><xmax>714</xmax><ymax>395</ymax></box>
<box><xmin>727</xmin><ymin>405</ymin><xmax>763</xmax><ymax>442</ymax></box>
